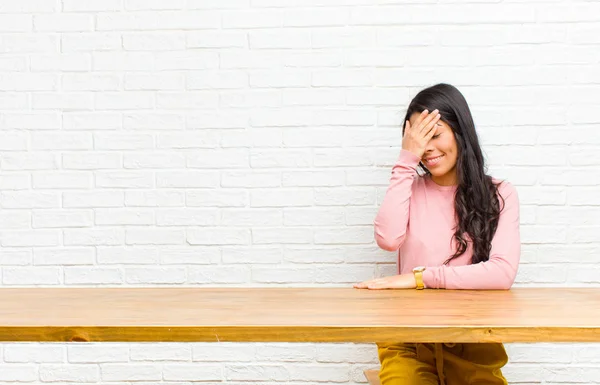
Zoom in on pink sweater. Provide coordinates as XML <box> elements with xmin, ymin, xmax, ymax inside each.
<box><xmin>374</xmin><ymin>149</ymin><xmax>521</xmax><ymax>290</ymax></box>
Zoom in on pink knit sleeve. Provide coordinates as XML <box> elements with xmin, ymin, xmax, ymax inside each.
<box><xmin>373</xmin><ymin>149</ymin><xmax>421</xmax><ymax>251</ymax></box>
<box><xmin>422</xmin><ymin>181</ymin><xmax>521</xmax><ymax>290</ymax></box>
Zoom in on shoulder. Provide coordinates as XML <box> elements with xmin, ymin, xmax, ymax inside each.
<box><xmin>491</xmin><ymin>177</ymin><xmax>517</xmax><ymax>194</ymax></box>
<box><xmin>491</xmin><ymin>177</ymin><xmax>519</xmax><ymax>207</ymax></box>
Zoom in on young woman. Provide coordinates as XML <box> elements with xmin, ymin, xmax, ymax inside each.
<box><xmin>354</xmin><ymin>83</ymin><xmax>520</xmax><ymax>385</ymax></box>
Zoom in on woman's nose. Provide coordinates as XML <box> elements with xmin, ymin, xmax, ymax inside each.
<box><xmin>425</xmin><ymin>141</ymin><xmax>436</xmax><ymax>151</ymax></box>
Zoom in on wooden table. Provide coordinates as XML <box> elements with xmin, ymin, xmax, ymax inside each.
<box><xmin>0</xmin><ymin>287</ymin><xmax>599</xmax><ymax>343</ymax></box>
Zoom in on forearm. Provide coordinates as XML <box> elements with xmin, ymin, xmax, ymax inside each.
<box><xmin>423</xmin><ymin>255</ymin><xmax>519</xmax><ymax>290</ymax></box>
<box><xmin>374</xmin><ymin>149</ymin><xmax>420</xmax><ymax>251</ymax></box>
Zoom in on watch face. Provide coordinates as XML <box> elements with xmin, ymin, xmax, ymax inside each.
<box><xmin>413</xmin><ymin>266</ymin><xmax>426</xmax><ymax>272</ymax></box>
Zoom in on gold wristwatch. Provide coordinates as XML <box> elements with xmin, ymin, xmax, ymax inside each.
<box><xmin>412</xmin><ymin>266</ymin><xmax>426</xmax><ymax>290</ymax></box>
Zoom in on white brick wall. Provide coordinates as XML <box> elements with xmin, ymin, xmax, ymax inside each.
<box><xmin>0</xmin><ymin>0</ymin><xmax>599</xmax><ymax>383</ymax></box>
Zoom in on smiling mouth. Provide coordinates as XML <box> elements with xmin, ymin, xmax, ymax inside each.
<box><xmin>424</xmin><ymin>154</ymin><xmax>444</xmax><ymax>166</ymax></box>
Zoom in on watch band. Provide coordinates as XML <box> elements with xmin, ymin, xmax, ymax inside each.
<box><xmin>414</xmin><ymin>269</ymin><xmax>425</xmax><ymax>290</ymax></box>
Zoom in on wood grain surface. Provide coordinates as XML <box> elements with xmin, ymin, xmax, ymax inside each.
<box><xmin>0</xmin><ymin>287</ymin><xmax>598</xmax><ymax>343</ymax></box>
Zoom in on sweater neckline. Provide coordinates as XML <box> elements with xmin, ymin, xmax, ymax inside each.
<box><xmin>425</xmin><ymin>174</ymin><xmax>458</xmax><ymax>192</ymax></box>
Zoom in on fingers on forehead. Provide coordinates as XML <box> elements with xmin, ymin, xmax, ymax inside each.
<box><xmin>410</xmin><ymin>110</ymin><xmax>428</xmax><ymax>125</ymax></box>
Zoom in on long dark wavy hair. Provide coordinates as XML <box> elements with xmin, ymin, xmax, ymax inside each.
<box><xmin>402</xmin><ymin>83</ymin><xmax>506</xmax><ymax>265</ymax></box>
